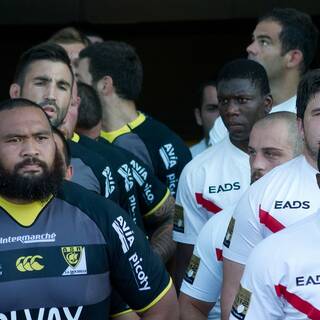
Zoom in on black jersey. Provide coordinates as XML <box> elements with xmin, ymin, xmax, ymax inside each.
<box><xmin>99</xmin><ymin>112</ymin><xmax>192</xmax><ymax>196</ymax></box>
<box><xmin>76</xmin><ymin>134</ymin><xmax>170</xmax><ymax>218</ymax></box>
<box><xmin>69</xmin><ymin>139</ymin><xmax>143</xmax><ymax>228</ymax></box>
<box><xmin>0</xmin><ymin>181</ymin><xmax>171</xmax><ymax>319</ymax></box>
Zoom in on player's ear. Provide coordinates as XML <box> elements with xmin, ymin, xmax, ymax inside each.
<box><xmin>9</xmin><ymin>83</ymin><xmax>21</xmax><ymax>98</ymax></box>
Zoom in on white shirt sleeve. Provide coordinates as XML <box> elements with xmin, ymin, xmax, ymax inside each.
<box><xmin>229</xmin><ymin>240</ymin><xmax>284</xmax><ymax>320</ymax></box>
<box><xmin>173</xmin><ymin>161</ymin><xmax>210</xmax><ymax>245</ymax></box>
<box><xmin>222</xmin><ymin>187</ymin><xmax>264</xmax><ymax>265</ymax></box>
<box><xmin>180</xmin><ymin>215</ymin><xmax>225</xmax><ymax>302</ymax></box>
<box><xmin>209</xmin><ymin>116</ymin><xmax>228</xmax><ymax>145</ymax></box>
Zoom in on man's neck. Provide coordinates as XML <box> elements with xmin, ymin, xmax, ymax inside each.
<box><xmin>230</xmin><ymin>137</ymin><xmax>249</xmax><ymax>154</ymax></box>
<box><xmin>303</xmin><ymin>149</ymin><xmax>318</xmax><ymax>171</ymax></box>
<box><xmin>76</xmin><ymin>122</ymin><xmax>102</xmax><ymax>140</ymax></box>
<box><xmin>269</xmin><ymin>71</ymin><xmax>300</xmax><ymax>106</ymax></box>
<box><xmin>101</xmin><ymin>97</ymin><xmax>139</xmax><ymax>132</ymax></box>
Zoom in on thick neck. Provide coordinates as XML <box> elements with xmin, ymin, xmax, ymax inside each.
<box><xmin>303</xmin><ymin>147</ymin><xmax>318</xmax><ymax>171</ymax></box>
<box><xmin>101</xmin><ymin>96</ymin><xmax>138</xmax><ymax>132</ymax></box>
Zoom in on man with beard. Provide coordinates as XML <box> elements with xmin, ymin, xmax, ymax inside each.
<box><xmin>221</xmin><ymin>69</ymin><xmax>320</xmax><ymax>319</ymax></box>
<box><xmin>10</xmin><ymin>43</ymin><xmax>176</xmax><ymax>263</ymax></box>
<box><xmin>0</xmin><ymin>98</ymin><xmax>178</xmax><ymax>319</ymax></box>
<box><xmin>178</xmin><ymin>112</ymin><xmax>302</xmax><ymax>320</ymax></box>
<box><xmin>210</xmin><ymin>8</ymin><xmax>318</xmax><ymax>145</ymax></box>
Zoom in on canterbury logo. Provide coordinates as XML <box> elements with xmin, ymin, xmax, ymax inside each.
<box><xmin>16</xmin><ymin>255</ymin><xmax>44</xmax><ymax>272</ymax></box>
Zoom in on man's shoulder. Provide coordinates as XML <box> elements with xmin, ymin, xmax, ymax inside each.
<box><xmin>57</xmin><ymin>180</ymin><xmax>123</xmax><ymax>223</ymax></box>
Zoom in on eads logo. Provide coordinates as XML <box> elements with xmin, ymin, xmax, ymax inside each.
<box><xmin>16</xmin><ymin>255</ymin><xmax>44</xmax><ymax>272</ymax></box>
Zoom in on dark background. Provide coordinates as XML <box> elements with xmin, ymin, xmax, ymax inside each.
<box><xmin>1</xmin><ymin>1</ymin><xmax>320</xmax><ymax>142</ymax></box>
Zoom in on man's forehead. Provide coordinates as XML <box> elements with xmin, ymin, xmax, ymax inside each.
<box><xmin>254</xmin><ymin>20</ymin><xmax>282</xmax><ymax>38</ymax></box>
<box><xmin>0</xmin><ymin>107</ymin><xmax>51</xmax><ymax>132</ymax></box>
<box><xmin>218</xmin><ymin>78</ymin><xmax>258</xmax><ymax>95</ymax></box>
<box><xmin>25</xmin><ymin>60</ymin><xmax>72</xmax><ymax>80</ymax></box>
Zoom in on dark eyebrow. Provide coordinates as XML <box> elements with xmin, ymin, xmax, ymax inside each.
<box><xmin>311</xmin><ymin>107</ymin><xmax>320</xmax><ymax>115</ymax></box>
<box><xmin>33</xmin><ymin>76</ymin><xmax>71</xmax><ymax>89</ymax></box>
<box><xmin>3</xmin><ymin>130</ymin><xmax>52</xmax><ymax>139</ymax></box>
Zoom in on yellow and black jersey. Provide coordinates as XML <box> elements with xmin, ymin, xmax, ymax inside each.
<box><xmin>99</xmin><ymin>112</ymin><xmax>192</xmax><ymax>197</ymax></box>
<box><xmin>76</xmin><ymin>134</ymin><xmax>170</xmax><ymax>222</ymax></box>
<box><xmin>0</xmin><ymin>180</ymin><xmax>172</xmax><ymax>319</ymax></box>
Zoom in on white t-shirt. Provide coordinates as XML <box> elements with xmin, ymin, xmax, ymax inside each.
<box><xmin>190</xmin><ymin>139</ymin><xmax>207</xmax><ymax>158</ymax></box>
<box><xmin>180</xmin><ymin>206</ymin><xmax>235</xmax><ymax>319</ymax></box>
<box><xmin>209</xmin><ymin>96</ymin><xmax>297</xmax><ymax>145</ymax></box>
<box><xmin>230</xmin><ymin>210</ymin><xmax>320</xmax><ymax>320</ymax></box>
<box><xmin>173</xmin><ymin>136</ymin><xmax>250</xmax><ymax>245</ymax></box>
<box><xmin>223</xmin><ymin>155</ymin><xmax>320</xmax><ymax>265</ymax></box>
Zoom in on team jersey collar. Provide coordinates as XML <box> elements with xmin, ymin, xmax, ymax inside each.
<box><xmin>0</xmin><ymin>195</ymin><xmax>53</xmax><ymax>227</ymax></box>
<box><xmin>71</xmin><ymin>132</ymin><xmax>80</xmax><ymax>143</ymax></box>
<box><xmin>100</xmin><ymin>112</ymin><xmax>146</xmax><ymax>143</ymax></box>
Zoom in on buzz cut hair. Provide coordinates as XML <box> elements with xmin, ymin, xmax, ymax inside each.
<box><xmin>217</xmin><ymin>59</ymin><xmax>270</xmax><ymax>96</ymax></box>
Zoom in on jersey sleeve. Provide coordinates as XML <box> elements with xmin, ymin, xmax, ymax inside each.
<box><xmin>222</xmin><ymin>187</ymin><xmax>263</xmax><ymax>265</ymax></box>
<box><xmin>180</xmin><ymin>215</ymin><xmax>225</xmax><ymax>303</ymax></box>
<box><xmin>172</xmin><ymin>162</ymin><xmax>208</xmax><ymax>245</ymax></box>
<box><xmin>106</xmin><ymin>209</ymin><xmax>172</xmax><ymax>315</ymax></box>
<box><xmin>128</xmin><ymin>157</ymin><xmax>171</xmax><ymax>218</ymax></box>
<box><xmin>229</xmin><ymin>241</ymin><xmax>284</xmax><ymax>320</ymax></box>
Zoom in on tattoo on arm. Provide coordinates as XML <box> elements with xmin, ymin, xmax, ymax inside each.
<box><xmin>145</xmin><ymin>195</ymin><xmax>176</xmax><ymax>263</ymax></box>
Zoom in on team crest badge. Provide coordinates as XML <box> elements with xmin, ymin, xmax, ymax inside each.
<box><xmin>223</xmin><ymin>217</ymin><xmax>235</xmax><ymax>248</ymax></box>
<box><xmin>173</xmin><ymin>204</ymin><xmax>184</xmax><ymax>233</ymax></box>
<box><xmin>61</xmin><ymin>246</ymin><xmax>87</xmax><ymax>276</ymax></box>
<box><xmin>231</xmin><ymin>285</ymin><xmax>252</xmax><ymax>319</ymax></box>
<box><xmin>184</xmin><ymin>254</ymin><xmax>200</xmax><ymax>285</ymax></box>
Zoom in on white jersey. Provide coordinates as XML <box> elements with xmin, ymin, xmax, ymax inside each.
<box><xmin>181</xmin><ymin>206</ymin><xmax>235</xmax><ymax>319</ymax></box>
<box><xmin>230</xmin><ymin>211</ymin><xmax>320</xmax><ymax>320</ymax></box>
<box><xmin>223</xmin><ymin>155</ymin><xmax>320</xmax><ymax>265</ymax></box>
<box><xmin>190</xmin><ymin>139</ymin><xmax>208</xmax><ymax>158</ymax></box>
<box><xmin>173</xmin><ymin>136</ymin><xmax>250</xmax><ymax>245</ymax></box>
<box><xmin>209</xmin><ymin>95</ymin><xmax>297</xmax><ymax>145</ymax></box>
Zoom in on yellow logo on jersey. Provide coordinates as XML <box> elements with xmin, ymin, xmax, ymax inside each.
<box><xmin>184</xmin><ymin>254</ymin><xmax>200</xmax><ymax>285</ymax></box>
<box><xmin>231</xmin><ymin>285</ymin><xmax>252</xmax><ymax>319</ymax></box>
<box><xmin>61</xmin><ymin>246</ymin><xmax>83</xmax><ymax>268</ymax></box>
<box><xmin>173</xmin><ymin>204</ymin><xmax>184</xmax><ymax>233</ymax></box>
<box><xmin>16</xmin><ymin>255</ymin><xmax>44</xmax><ymax>272</ymax></box>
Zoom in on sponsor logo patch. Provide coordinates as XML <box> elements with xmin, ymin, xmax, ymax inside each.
<box><xmin>296</xmin><ymin>274</ymin><xmax>320</xmax><ymax>286</ymax></box>
<box><xmin>16</xmin><ymin>255</ymin><xmax>44</xmax><ymax>272</ymax></box>
<box><xmin>130</xmin><ymin>160</ymin><xmax>148</xmax><ymax>186</ymax></box>
<box><xmin>61</xmin><ymin>246</ymin><xmax>87</xmax><ymax>276</ymax></box>
<box><xmin>112</xmin><ymin>216</ymin><xmax>135</xmax><ymax>253</ymax></box>
<box><xmin>184</xmin><ymin>255</ymin><xmax>200</xmax><ymax>285</ymax></box>
<box><xmin>231</xmin><ymin>285</ymin><xmax>252</xmax><ymax>319</ymax></box>
<box><xmin>102</xmin><ymin>166</ymin><xmax>115</xmax><ymax>197</ymax></box>
<box><xmin>208</xmin><ymin>182</ymin><xmax>240</xmax><ymax>194</ymax></box>
<box><xmin>274</xmin><ymin>200</ymin><xmax>310</xmax><ymax>210</ymax></box>
<box><xmin>128</xmin><ymin>253</ymin><xmax>151</xmax><ymax>291</ymax></box>
<box><xmin>0</xmin><ymin>233</ymin><xmax>56</xmax><ymax>245</ymax></box>
<box><xmin>167</xmin><ymin>173</ymin><xmax>178</xmax><ymax>196</ymax></box>
<box><xmin>1</xmin><ymin>307</ymin><xmax>83</xmax><ymax>319</ymax></box>
<box><xmin>159</xmin><ymin>144</ymin><xmax>177</xmax><ymax>169</ymax></box>
<box><xmin>173</xmin><ymin>204</ymin><xmax>184</xmax><ymax>233</ymax></box>
<box><xmin>118</xmin><ymin>164</ymin><xmax>134</xmax><ymax>191</ymax></box>
<box><xmin>223</xmin><ymin>217</ymin><xmax>235</xmax><ymax>248</ymax></box>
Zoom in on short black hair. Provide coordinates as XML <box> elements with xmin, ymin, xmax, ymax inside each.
<box><xmin>0</xmin><ymin>98</ymin><xmax>51</xmax><ymax>123</ymax></box>
<box><xmin>13</xmin><ymin>42</ymin><xmax>74</xmax><ymax>87</ymax></box>
<box><xmin>76</xmin><ymin>82</ymin><xmax>102</xmax><ymax>130</ymax></box>
<box><xmin>296</xmin><ymin>69</ymin><xmax>320</xmax><ymax>120</ymax></box>
<box><xmin>259</xmin><ymin>8</ymin><xmax>318</xmax><ymax>72</ymax></box>
<box><xmin>195</xmin><ymin>80</ymin><xmax>217</xmax><ymax>110</ymax></box>
<box><xmin>52</xmin><ymin>127</ymin><xmax>71</xmax><ymax>166</ymax></box>
<box><xmin>79</xmin><ymin>41</ymin><xmax>143</xmax><ymax>101</ymax></box>
<box><xmin>217</xmin><ymin>59</ymin><xmax>270</xmax><ymax>96</ymax></box>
